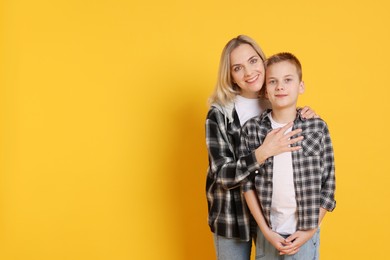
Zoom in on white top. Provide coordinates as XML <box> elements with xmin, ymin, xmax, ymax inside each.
<box><xmin>269</xmin><ymin>114</ymin><xmax>298</xmax><ymax>235</ymax></box>
<box><xmin>235</xmin><ymin>95</ymin><xmax>268</xmax><ymax>126</ymax></box>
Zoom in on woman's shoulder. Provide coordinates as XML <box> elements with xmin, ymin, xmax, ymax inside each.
<box><xmin>207</xmin><ymin>102</ymin><xmax>235</xmax><ymax>122</ymax></box>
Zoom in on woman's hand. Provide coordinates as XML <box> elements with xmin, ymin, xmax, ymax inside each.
<box><xmin>300</xmin><ymin>106</ymin><xmax>319</xmax><ymax>119</ymax></box>
<box><xmin>255</xmin><ymin>122</ymin><xmax>303</xmax><ymax>164</ymax></box>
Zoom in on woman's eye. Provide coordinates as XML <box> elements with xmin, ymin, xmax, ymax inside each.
<box><xmin>250</xmin><ymin>58</ymin><xmax>258</xmax><ymax>64</ymax></box>
<box><xmin>233</xmin><ymin>66</ymin><xmax>241</xmax><ymax>72</ymax></box>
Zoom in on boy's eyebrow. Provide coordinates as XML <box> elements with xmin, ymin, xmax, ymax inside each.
<box><xmin>266</xmin><ymin>73</ymin><xmax>295</xmax><ymax>78</ymax></box>
<box><xmin>231</xmin><ymin>55</ymin><xmax>259</xmax><ymax>68</ymax></box>
<box><xmin>282</xmin><ymin>74</ymin><xmax>294</xmax><ymax>78</ymax></box>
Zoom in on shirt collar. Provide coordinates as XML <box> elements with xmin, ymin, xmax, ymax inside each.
<box><xmin>260</xmin><ymin>108</ymin><xmax>306</xmax><ymax>124</ymax></box>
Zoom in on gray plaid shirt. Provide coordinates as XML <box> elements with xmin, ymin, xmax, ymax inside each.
<box><xmin>206</xmin><ymin>102</ymin><xmax>266</xmax><ymax>241</ymax></box>
<box><xmin>239</xmin><ymin>110</ymin><xmax>336</xmax><ymax>231</ymax></box>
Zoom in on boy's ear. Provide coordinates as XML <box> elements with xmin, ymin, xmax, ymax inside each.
<box><xmin>299</xmin><ymin>81</ymin><xmax>305</xmax><ymax>94</ymax></box>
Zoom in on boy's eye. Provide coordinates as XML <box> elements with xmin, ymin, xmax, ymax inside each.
<box><xmin>285</xmin><ymin>78</ymin><xmax>292</xmax><ymax>83</ymax></box>
<box><xmin>268</xmin><ymin>80</ymin><xmax>276</xmax><ymax>85</ymax></box>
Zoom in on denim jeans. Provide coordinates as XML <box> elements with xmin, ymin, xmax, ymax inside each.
<box><xmin>255</xmin><ymin>227</ymin><xmax>320</xmax><ymax>260</ymax></box>
<box><xmin>213</xmin><ymin>234</ymin><xmax>253</xmax><ymax>260</ymax></box>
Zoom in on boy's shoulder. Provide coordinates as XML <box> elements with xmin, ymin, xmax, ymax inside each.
<box><xmin>241</xmin><ymin>110</ymin><xmax>271</xmax><ymax>134</ymax></box>
<box><xmin>296</xmin><ymin>117</ymin><xmax>329</xmax><ymax>132</ymax></box>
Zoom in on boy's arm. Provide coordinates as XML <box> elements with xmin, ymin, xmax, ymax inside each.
<box><xmin>243</xmin><ymin>190</ymin><xmax>269</xmax><ymax>234</ymax></box>
<box><xmin>320</xmin><ymin>124</ymin><xmax>336</xmax><ymax>211</ymax></box>
<box><xmin>243</xmin><ymin>189</ymin><xmax>296</xmax><ymax>254</ymax></box>
<box><xmin>283</xmin><ymin>207</ymin><xmax>327</xmax><ymax>255</ymax></box>
<box><xmin>318</xmin><ymin>207</ymin><xmax>327</xmax><ymax>226</ymax></box>
<box><xmin>284</xmin><ymin>123</ymin><xmax>335</xmax><ymax>254</ymax></box>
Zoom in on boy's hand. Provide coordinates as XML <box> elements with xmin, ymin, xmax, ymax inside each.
<box><xmin>300</xmin><ymin>106</ymin><xmax>319</xmax><ymax>119</ymax></box>
<box><xmin>263</xmin><ymin>229</ymin><xmax>297</xmax><ymax>255</ymax></box>
<box><xmin>280</xmin><ymin>229</ymin><xmax>318</xmax><ymax>255</ymax></box>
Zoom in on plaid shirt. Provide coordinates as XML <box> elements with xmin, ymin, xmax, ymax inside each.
<box><xmin>240</xmin><ymin>110</ymin><xmax>336</xmax><ymax>231</ymax></box>
<box><xmin>205</xmin><ymin>103</ymin><xmax>261</xmax><ymax>241</ymax></box>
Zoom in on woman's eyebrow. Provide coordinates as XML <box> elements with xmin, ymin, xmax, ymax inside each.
<box><xmin>231</xmin><ymin>55</ymin><xmax>258</xmax><ymax>68</ymax></box>
<box><xmin>247</xmin><ymin>55</ymin><xmax>258</xmax><ymax>60</ymax></box>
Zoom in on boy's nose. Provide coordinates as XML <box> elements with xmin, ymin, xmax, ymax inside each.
<box><xmin>276</xmin><ymin>83</ymin><xmax>284</xmax><ymax>90</ymax></box>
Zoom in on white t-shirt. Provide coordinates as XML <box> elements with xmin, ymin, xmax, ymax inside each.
<box><xmin>235</xmin><ymin>95</ymin><xmax>269</xmax><ymax>126</ymax></box>
<box><xmin>269</xmin><ymin>114</ymin><xmax>298</xmax><ymax>235</ymax></box>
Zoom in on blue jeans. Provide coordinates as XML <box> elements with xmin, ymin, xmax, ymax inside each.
<box><xmin>255</xmin><ymin>228</ymin><xmax>320</xmax><ymax>260</ymax></box>
<box><xmin>213</xmin><ymin>234</ymin><xmax>253</xmax><ymax>260</ymax></box>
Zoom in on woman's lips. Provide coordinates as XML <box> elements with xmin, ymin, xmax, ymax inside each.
<box><xmin>246</xmin><ymin>75</ymin><xmax>259</xmax><ymax>83</ymax></box>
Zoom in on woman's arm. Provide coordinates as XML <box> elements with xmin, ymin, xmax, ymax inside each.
<box><xmin>206</xmin><ymin>106</ymin><xmax>318</xmax><ymax>190</ymax></box>
<box><xmin>237</xmin><ymin>120</ymin><xmax>305</xmax><ymax>189</ymax></box>
<box><xmin>206</xmin><ymin>108</ymin><xmax>251</xmax><ymax>189</ymax></box>
<box><xmin>254</xmin><ymin>106</ymin><xmax>318</xmax><ymax>163</ymax></box>
<box><xmin>300</xmin><ymin>106</ymin><xmax>319</xmax><ymax>119</ymax></box>
<box><xmin>253</xmin><ymin>122</ymin><xmax>303</xmax><ymax>164</ymax></box>
<box><xmin>206</xmin><ymin>110</ymin><xmax>301</xmax><ymax>190</ymax></box>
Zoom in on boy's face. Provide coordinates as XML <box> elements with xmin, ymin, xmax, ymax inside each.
<box><xmin>265</xmin><ymin>61</ymin><xmax>304</xmax><ymax>110</ymax></box>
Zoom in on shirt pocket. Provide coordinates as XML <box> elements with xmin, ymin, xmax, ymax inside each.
<box><xmin>302</xmin><ymin>132</ymin><xmax>323</xmax><ymax>156</ymax></box>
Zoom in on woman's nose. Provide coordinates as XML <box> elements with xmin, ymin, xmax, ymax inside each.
<box><xmin>244</xmin><ymin>67</ymin><xmax>252</xmax><ymax>76</ymax></box>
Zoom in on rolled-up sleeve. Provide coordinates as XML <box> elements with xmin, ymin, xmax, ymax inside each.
<box><xmin>320</xmin><ymin>124</ymin><xmax>336</xmax><ymax>211</ymax></box>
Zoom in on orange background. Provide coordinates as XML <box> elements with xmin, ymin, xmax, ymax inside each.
<box><xmin>1</xmin><ymin>0</ymin><xmax>390</xmax><ymax>259</ymax></box>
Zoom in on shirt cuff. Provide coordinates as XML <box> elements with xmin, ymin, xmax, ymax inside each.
<box><xmin>242</xmin><ymin>179</ymin><xmax>255</xmax><ymax>193</ymax></box>
<box><xmin>243</xmin><ymin>151</ymin><xmax>261</xmax><ymax>174</ymax></box>
<box><xmin>320</xmin><ymin>197</ymin><xmax>336</xmax><ymax>212</ymax></box>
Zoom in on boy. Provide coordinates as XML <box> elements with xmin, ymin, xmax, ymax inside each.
<box><xmin>238</xmin><ymin>52</ymin><xmax>336</xmax><ymax>259</ymax></box>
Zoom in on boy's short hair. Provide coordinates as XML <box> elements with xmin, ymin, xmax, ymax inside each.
<box><xmin>265</xmin><ymin>52</ymin><xmax>302</xmax><ymax>80</ymax></box>
<box><xmin>261</xmin><ymin>52</ymin><xmax>302</xmax><ymax>97</ymax></box>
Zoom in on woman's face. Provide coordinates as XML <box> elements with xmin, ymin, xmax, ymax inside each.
<box><xmin>230</xmin><ymin>44</ymin><xmax>265</xmax><ymax>99</ymax></box>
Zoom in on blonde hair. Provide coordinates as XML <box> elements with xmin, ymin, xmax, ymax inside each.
<box><xmin>209</xmin><ymin>35</ymin><xmax>266</xmax><ymax>106</ymax></box>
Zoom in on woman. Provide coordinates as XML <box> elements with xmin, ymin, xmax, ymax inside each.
<box><xmin>205</xmin><ymin>35</ymin><xmax>316</xmax><ymax>260</ymax></box>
